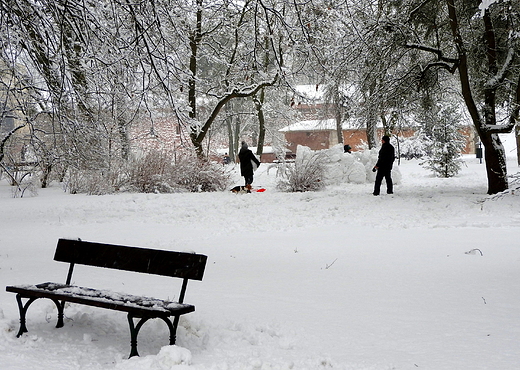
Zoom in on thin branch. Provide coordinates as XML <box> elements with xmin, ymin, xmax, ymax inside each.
<box><xmin>325</xmin><ymin>258</ymin><xmax>338</xmax><ymax>269</ymax></box>
<box><xmin>405</xmin><ymin>43</ymin><xmax>459</xmax><ymax>64</ymax></box>
<box><xmin>408</xmin><ymin>0</ymin><xmax>435</xmax><ymax>21</ymax></box>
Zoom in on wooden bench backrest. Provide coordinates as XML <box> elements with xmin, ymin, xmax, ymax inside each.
<box><xmin>55</xmin><ymin>239</ymin><xmax>207</xmax><ymax>280</ymax></box>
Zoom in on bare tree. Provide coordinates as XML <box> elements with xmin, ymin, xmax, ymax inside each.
<box><xmin>185</xmin><ymin>0</ymin><xmax>292</xmax><ymax>158</ymax></box>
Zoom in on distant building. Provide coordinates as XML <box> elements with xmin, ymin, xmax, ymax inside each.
<box><xmin>283</xmin><ymin>85</ymin><xmax>476</xmax><ymax>155</ymax></box>
<box><xmin>279</xmin><ymin>118</ymin><xmax>475</xmax><ymax>155</ymax></box>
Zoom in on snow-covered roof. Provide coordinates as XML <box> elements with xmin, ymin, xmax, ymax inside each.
<box><xmin>293</xmin><ymin>84</ymin><xmax>356</xmax><ymax>104</ymax></box>
<box><xmin>215</xmin><ymin>146</ymin><xmax>282</xmax><ymax>155</ymax></box>
<box><xmin>294</xmin><ymin>85</ymin><xmax>326</xmax><ymax>102</ymax></box>
<box><xmin>279</xmin><ymin>119</ymin><xmax>358</xmax><ymax>132</ymax></box>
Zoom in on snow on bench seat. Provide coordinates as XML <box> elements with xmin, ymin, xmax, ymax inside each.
<box><xmin>7</xmin><ymin>283</ymin><xmax>194</xmax><ymax>315</ymax></box>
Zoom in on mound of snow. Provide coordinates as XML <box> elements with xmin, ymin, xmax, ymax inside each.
<box><xmin>293</xmin><ymin>144</ymin><xmax>401</xmax><ymax>186</ymax></box>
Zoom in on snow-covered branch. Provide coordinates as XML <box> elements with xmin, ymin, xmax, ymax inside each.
<box><xmin>0</xmin><ymin>125</ymin><xmax>26</xmax><ymax>162</ymax></box>
<box><xmin>209</xmin><ymin>75</ymin><xmax>278</xmax><ymax>117</ymax></box>
<box><xmin>422</xmin><ymin>61</ymin><xmax>459</xmax><ymax>74</ymax></box>
<box><xmin>191</xmin><ymin>74</ymin><xmax>279</xmax><ymax>151</ymax></box>
<box><xmin>405</xmin><ymin>43</ymin><xmax>460</xmax><ymax>75</ymax></box>
<box><xmin>483</xmin><ymin>47</ymin><xmax>516</xmax><ymax>90</ymax></box>
<box><xmin>481</xmin><ymin>124</ymin><xmax>515</xmax><ymax>134</ymax></box>
<box><xmin>481</xmin><ymin>47</ymin><xmax>518</xmax><ymax>134</ymax></box>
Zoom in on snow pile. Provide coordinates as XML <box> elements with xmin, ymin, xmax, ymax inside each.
<box><xmin>294</xmin><ymin>144</ymin><xmax>402</xmax><ymax>186</ymax></box>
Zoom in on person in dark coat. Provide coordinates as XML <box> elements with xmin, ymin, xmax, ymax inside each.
<box><xmin>223</xmin><ymin>153</ymin><xmax>231</xmax><ymax>165</ymax></box>
<box><xmin>372</xmin><ymin>135</ymin><xmax>395</xmax><ymax>195</ymax></box>
<box><xmin>238</xmin><ymin>141</ymin><xmax>260</xmax><ymax>186</ymax></box>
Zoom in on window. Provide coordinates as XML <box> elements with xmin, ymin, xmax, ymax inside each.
<box><xmin>1</xmin><ymin>107</ymin><xmax>15</xmax><ymax>133</ymax></box>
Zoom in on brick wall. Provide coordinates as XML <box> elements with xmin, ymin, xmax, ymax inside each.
<box><xmin>283</xmin><ymin>127</ymin><xmax>475</xmax><ymax>155</ymax></box>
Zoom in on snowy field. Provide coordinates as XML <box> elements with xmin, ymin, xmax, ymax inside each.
<box><xmin>1</xmin><ymin>145</ymin><xmax>520</xmax><ymax>370</ymax></box>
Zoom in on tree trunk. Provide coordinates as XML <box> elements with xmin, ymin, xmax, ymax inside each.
<box><xmin>446</xmin><ymin>0</ymin><xmax>509</xmax><ymax>194</ymax></box>
<box><xmin>366</xmin><ymin>107</ymin><xmax>377</xmax><ymax>149</ymax></box>
<box><xmin>253</xmin><ymin>35</ymin><xmax>272</xmax><ymax>157</ymax></box>
<box><xmin>479</xmin><ymin>132</ymin><xmax>508</xmax><ymax>194</ymax></box>
<box><xmin>225</xmin><ymin>104</ymin><xmax>236</xmax><ymax>162</ymax></box>
<box><xmin>118</xmin><ymin>118</ymin><xmax>129</xmax><ymax>161</ymax></box>
<box><xmin>40</xmin><ymin>163</ymin><xmax>52</xmax><ymax>188</ymax></box>
<box><xmin>335</xmin><ymin>102</ymin><xmax>343</xmax><ymax>145</ymax></box>
<box><xmin>234</xmin><ymin>112</ymin><xmax>241</xmax><ymax>161</ymax></box>
<box><xmin>254</xmin><ymin>88</ymin><xmax>266</xmax><ymax>157</ymax></box>
<box><xmin>516</xmin><ymin>124</ymin><xmax>520</xmax><ymax>166</ymax></box>
<box><xmin>188</xmin><ymin>0</ymin><xmax>203</xmax><ymax>156</ymax></box>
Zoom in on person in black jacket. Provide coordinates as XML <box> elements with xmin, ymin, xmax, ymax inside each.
<box><xmin>372</xmin><ymin>135</ymin><xmax>395</xmax><ymax>195</ymax></box>
<box><xmin>238</xmin><ymin>141</ymin><xmax>261</xmax><ymax>186</ymax></box>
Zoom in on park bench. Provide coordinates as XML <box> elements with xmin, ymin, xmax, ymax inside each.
<box><xmin>5</xmin><ymin>238</ymin><xmax>207</xmax><ymax>357</ymax></box>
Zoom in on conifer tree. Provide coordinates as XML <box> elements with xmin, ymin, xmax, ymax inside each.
<box><xmin>421</xmin><ymin>107</ymin><xmax>465</xmax><ymax>178</ymax></box>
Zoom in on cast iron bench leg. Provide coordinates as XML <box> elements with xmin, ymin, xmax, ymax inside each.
<box><xmin>54</xmin><ymin>299</ymin><xmax>66</xmax><ymax>328</ymax></box>
<box><xmin>127</xmin><ymin>314</ymin><xmax>150</xmax><ymax>358</ymax></box>
<box><xmin>171</xmin><ymin>315</ymin><xmax>181</xmax><ymax>345</ymax></box>
<box><xmin>14</xmin><ymin>296</ymin><xmax>66</xmax><ymax>337</ymax></box>
<box><xmin>159</xmin><ymin>316</ymin><xmax>176</xmax><ymax>345</ymax></box>
<box><xmin>14</xmin><ymin>294</ymin><xmax>37</xmax><ymax>337</ymax></box>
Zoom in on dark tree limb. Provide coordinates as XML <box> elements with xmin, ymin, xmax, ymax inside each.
<box><xmin>190</xmin><ymin>76</ymin><xmax>279</xmax><ymax>157</ymax></box>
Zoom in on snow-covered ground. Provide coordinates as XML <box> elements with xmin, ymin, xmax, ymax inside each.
<box><xmin>1</xmin><ymin>147</ymin><xmax>520</xmax><ymax>370</ymax></box>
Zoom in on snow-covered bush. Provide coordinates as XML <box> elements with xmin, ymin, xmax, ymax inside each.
<box><xmin>399</xmin><ymin>132</ymin><xmax>430</xmax><ymax>159</ymax></box>
<box><xmin>64</xmin><ymin>152</ymin><xmax>232</xmax><ymax>194</ymax></box>
<box><xmin>10</xmin><ymin>175</ymin><xmax>38</xmax><ymax>198</ymax></box>
<box><xmin>170</xmin><ymin>156</ymin><xmax>231</xmax><ymax>192</ymax></box>
<box><xmin>64</xmin><ymin>168</ymin><xmax>120</xmax><ymax>195</ymax></box>
<box><xmin>126</xmin><ymin>151</ymin><xmax>176</xmax><ymax>193</ymax></box>
<box><xmin>276</xmin><ymin>145</ymin><xmax>326</xmax><ymax>192</ymax></box>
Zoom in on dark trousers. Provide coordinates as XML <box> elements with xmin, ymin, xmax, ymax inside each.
<box><xmin>244</xmin><ymin>175</ymin><xmax>254</xmax><ymax>186</ymax></box>
<box><xmin>373</xmin><ymin>169</ymin><xmax>393</xmax><ymax>195</ymax></box>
